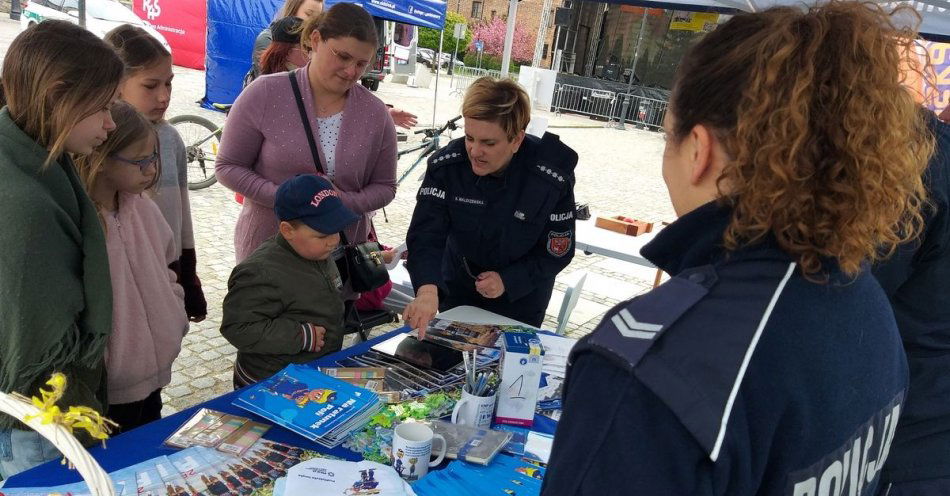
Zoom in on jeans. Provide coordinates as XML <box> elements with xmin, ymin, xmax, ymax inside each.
<box><xmin>0</xmin><ymin>428</ymin><xmax>60</xmax><ymax>482</ymax></box>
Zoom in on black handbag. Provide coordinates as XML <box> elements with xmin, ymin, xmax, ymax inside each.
<box><xmin>288</xmin><ymin>70</ymin><xmax>390</xmax><ymax>293</ymax></box>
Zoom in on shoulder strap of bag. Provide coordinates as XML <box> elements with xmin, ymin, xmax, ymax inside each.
<box><xmin>288</xmin><ymin>70</ymin><xmax>324</xmax><ymax>175</ymax></box>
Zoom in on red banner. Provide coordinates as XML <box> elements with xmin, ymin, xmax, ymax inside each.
<box><xmin>134</xmin><ymin>0</ymin><xmax>208</xmax><ymax>69</ymax></box>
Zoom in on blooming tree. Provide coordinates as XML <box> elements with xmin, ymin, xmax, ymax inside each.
<box><xmin>468</xmin><ymin>17</ymin><xmax>534</xmax><ymax>63</ymax></box>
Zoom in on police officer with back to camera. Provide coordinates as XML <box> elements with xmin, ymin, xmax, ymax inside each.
<box><xmin>542</xmin><ymin>4</ymin><xmax>932</xmax><ymax>494</ymax></box>
<box><xmin>403</xmin><ymin>77</ymin><xmax>578</xmax><ymax>330</ymax></box>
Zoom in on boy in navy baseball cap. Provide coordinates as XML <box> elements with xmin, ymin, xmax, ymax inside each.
<box><xmin>274</xmin><ymin>174</ymin><xmax>360</xmax><ymax>261</ymax></box>
<box><xmin>220</xmin><ymin>175</ymin><xmax>359</xmax><ymax>388</ymax></box>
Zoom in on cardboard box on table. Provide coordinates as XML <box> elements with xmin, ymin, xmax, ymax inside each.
<box><xmin>494</xmin><ymin>333</ymin><xmax>545</xmax><ymax>428</ymax></box>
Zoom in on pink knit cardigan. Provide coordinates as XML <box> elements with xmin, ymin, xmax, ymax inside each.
<box><xmin>215</xmin><ymin>64</ymin><xmax>398</xmax><ymax>262</ymax></box>
<box><xmin>102</xmin><ymin>193</ymin><xmax>188</xmax><ymax>404</ymax></box>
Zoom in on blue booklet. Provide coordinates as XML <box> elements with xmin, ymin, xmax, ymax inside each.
<box><xmin>233</xmin><ymin>364</ymin><xmax>383</xmax><ymax>447</ymax></box>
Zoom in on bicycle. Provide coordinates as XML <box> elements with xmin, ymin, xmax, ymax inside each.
<box><xmin>381</xmin><ymin>115</ymin><xmax>462</xmax><ymax>223</ymax></box>
<box><xmin>168</xmin><ymin>103</ymin><xmax>229</xmax><ymax>190</ymax></box>
<box><xmin>396</xmin><ymin>114</ymin><xmax>462</xmax><ymax>184</ymax></box>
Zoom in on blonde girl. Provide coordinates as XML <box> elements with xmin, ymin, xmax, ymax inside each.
<box><xmin>0</xmin><ymin>20</ymin><xmax>123</xmax><ymax>478</ymax></box>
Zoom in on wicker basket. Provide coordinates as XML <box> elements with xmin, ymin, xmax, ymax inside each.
<box><xmin>0</xmin><ymin>391</ymin><xmax>115</xmax><ymax>496</ymax></box>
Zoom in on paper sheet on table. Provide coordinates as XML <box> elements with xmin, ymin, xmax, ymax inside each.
<box><xmin>385</xmin><ymin>242</ymin><xmax>408</xmax><ymax>270</ymax></box>
<box><xmin>537</xmin><ymin>334</ymin><xmax>577</xmax><ymax>358</ymax></box>
<box><xmin>524</xmin><ymin>431</ymin><xmax>554</xmax><ymax>464</ymax></box>
<box><xmin>538</xmin><ymin>334</ymin><xmax>576</xmax><ymax>378</ymax></box>
<box><xmin>284</xmin><ymin>459</ymin><xmax>416</xmax><ymax>496</ymax></box>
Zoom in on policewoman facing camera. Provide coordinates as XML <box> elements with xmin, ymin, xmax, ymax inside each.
<box><xmin>403</xmin><ymin>77</ymin><xmax>578</xmax><ymax>329</ymax></box>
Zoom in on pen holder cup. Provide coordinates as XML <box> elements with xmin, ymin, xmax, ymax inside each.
<box><xmin>451</xmin><ymin>389</ymin><xmax>497</xmax><ymax>429</ymax></box>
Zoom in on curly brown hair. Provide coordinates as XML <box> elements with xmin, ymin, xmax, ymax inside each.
<box><xmin>670</xmin><ymin>1</ymin><xmax>934</xmax><ymax>277</ymax></box>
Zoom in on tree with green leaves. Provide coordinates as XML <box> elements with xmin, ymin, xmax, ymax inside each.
<box><xmin>418</xmin><ymin>12</ymin><xmax>472</xmax><ymax>60</ymax></box>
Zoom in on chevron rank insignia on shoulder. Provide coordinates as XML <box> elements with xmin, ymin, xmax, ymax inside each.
<box><xmin>575</xmin><ymin>267</ymin><xmax>716</xmax><ymax>371</ymax></box>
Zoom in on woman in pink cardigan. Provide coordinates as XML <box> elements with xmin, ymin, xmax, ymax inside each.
<box><xmin>216</xmin><ymin>3</ymin><xmax>397</xmax><ymax>263</ymax></box>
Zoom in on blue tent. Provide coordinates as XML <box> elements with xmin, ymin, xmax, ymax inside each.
<box><xmin>202</xmin><ymin>0</ymin><xmax>447</xmax><ymax>108</ymax></box>
<box><xmin>325</xmin><ymin>0</ymin><xmax>449</xmax><ymax>29</ymax></box>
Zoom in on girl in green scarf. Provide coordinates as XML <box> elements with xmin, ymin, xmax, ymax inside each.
<box><xmin>0</xmin><ymin>20</ymin><xmax>125</xmax><ymax>479</ymax></box>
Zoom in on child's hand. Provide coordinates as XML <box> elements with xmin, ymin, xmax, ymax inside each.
<box><xmin>382</xmin><ymin>249</ymin><xmax>397</xmax><ymax>264</ymax></box>
<box><xmin>302</xmin><ymin>323</ymin><xmax>327</xmax><ymax>352</ymax></box>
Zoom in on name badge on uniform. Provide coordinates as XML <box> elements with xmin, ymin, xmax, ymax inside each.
<box><xmin>514</xmin><ymin>211</ymin><xmax>526</xmax><ymax>220</ymax></box>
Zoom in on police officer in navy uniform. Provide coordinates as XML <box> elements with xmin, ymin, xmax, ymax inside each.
<box><xmin>542</xmin><ymin>4</ymin><xmax>931</xmax><ymax>494</ymax></box>
<box><xmin>403</xmin><ymin>77</ymin><xmax>578</xmax><ymax>329</ymax></box>
<box><xmin>873</xmin><ymin>111</ymin><xmax>950</xmax><ymax>495</ymax></box>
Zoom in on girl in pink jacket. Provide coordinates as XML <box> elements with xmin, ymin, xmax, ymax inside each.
<box><xmin>75</xmin><ymin>102</ymin><xmax>189</xmax><ymax>433</ymax></box>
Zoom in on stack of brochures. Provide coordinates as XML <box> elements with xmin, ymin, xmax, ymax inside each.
<box><xmin>0</xmin><ymin>439</ymin><xmax>316</xmax><ymax>496</ymax></box>
<box><xmin>233</xmin><ymin>364</ymin><xmax>384</xmax><ymax>448</ymax></box>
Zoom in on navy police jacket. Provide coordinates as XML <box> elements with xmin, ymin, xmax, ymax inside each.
<box><xmin>406</xmin><ymin>133</ymin><xmax>578</xmax><ymax>327</ymax></box>
<box><xmin>542</xmin><ymin>201</ymin><xmax>908</xmax><ymax>495</ymax></box>
<box><xmin>874</xmin><ymin>113</ymin><xmax>950</xmax><ymax>485</ymax></box>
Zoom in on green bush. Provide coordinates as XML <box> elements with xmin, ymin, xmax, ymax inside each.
<box><xmin>462</xmin><ymin>52</ymin><xmax>519</xmax><ymax>73</ymax></box>
<box><xmin>419</xmin><ymin>12</ymin><xmax>472</xmax><ymax>54</ymax></box>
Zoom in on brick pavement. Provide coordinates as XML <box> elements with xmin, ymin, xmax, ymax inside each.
<box><xmin>0</xmin><ymin>17</ymin><xmax>674</xmax><ymax>413</ymax></box>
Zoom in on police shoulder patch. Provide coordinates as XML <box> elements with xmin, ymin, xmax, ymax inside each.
<box><xmin>546</xmin><ymin>230</ymin><xmax>572</xmax><ymax>257</ymax></box>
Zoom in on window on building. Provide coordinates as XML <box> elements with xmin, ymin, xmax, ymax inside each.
<box><xmin>549</xmin><ymin>8</ymin><xmax>555</xmax><ymax>27</ymax></box>
<box><xmin>471</xmin><ymin>1</ymin><xmax>483</xmax><ymax>19</ymax></box>
<box><xmin>491</xmin><ymin>9</ymin><xmax>496</xmax><ymax>19</ymax></box>
<box><xmin>543</xmin><ymin>44</ymin><xmax>549</xmax><ymax>59</ymax></box>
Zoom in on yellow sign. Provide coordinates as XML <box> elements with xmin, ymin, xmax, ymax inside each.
<box><xmin>669</xmin><ymin>11</ymin><xmax>720</xmax><ymax>32</ymax></box>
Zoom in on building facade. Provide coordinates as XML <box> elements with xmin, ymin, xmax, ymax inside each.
<box><xmin>556</xmin><ymin>3</ymin><xmax>723</xmax><ymax>90</ymax></box>
<box><xmin>449</xmin><ymin>0</ymin><xmax>562</xmax><ymax>66</ymax></box>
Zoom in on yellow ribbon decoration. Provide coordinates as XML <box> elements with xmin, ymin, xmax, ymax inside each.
<box><xmin>20</xmin><ymin>373</ymin><xmax>117</xmax><ymax>442</ymax></box>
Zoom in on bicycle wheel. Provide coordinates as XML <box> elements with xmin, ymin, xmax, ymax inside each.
<box><xmin>168</xmin><ymin>114</ymin><xmax>222</xmax><ymax>190</ymax></box>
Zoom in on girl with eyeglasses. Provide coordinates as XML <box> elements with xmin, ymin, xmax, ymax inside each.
<box><xmin>74</xmin><ymin>101</ymin><xmax>189</xmax><ymax>434</ymax></box>
<box><xmin>216</xmin><ymin>3</ymin><xmax>398</xmax><ymax>278</ymax></box>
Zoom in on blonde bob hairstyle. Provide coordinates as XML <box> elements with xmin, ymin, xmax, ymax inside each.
<box><xmin>2</xmin><ymin>20</ymin><xmax>124</xmax><ymax>166</ymax></box>
<box><xmin>74</xmin><ymin>101</ymin><xmax>160</xmax><ymax>212</ymax></box>
<box><xmin>462</xmin><ymin>77</ymin><xmax>530</xmax><ymax>141</ymax></box>
<box><xmin>668</xmin><ymin>1</ymin><xmax>933</xmax><ymax>278</ymax></box>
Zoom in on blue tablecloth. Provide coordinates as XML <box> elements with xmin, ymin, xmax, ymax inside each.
<box><xmin>4</xmin><ymin>326</ymin><xmax>557</xmax><ymax>488</ymax></box>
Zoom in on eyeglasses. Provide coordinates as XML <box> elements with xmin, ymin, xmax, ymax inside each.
<box><xmin>326</xmin><ymin>45</ymin><xmax>371</xmax><ymax>73</ymax></box>
<box><xmin>110</xmin><ymin>150</ymin><xmax>159</xmax><ymax>172</ymax></box>
<box><xmin>462</xmin><ymin>257</ymin><xmax>477</xmax><ymax>279</ymax></box>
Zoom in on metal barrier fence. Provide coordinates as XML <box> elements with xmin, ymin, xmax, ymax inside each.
<box><xmin>449</xmin><ymin>66</ymin><xmax>515</xmax><ymax>96</ymax></box>
<box><xmin>614</xmin><ymin>94</ymin><xmax>668</xmax><ymax>130</ymax></box>
<box><xmin>552</xmin><ymin>84</ymin><xmax>619</xmax><ymax>121</ymax></box>
<box><xmin>552</xmin><ymin>85</ymin><xmax>668</xmax><ymax>131</ymax></box>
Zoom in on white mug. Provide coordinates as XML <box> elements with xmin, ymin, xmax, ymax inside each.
<box><xmin>392</xmin><ymin>422</ymin><xmax>446</xmax><ymax>481</ymax></box>
<box><xmin>451</xmin><ymin>389</ymin><xmax>497</xmax><ymax>429</ymax></box>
